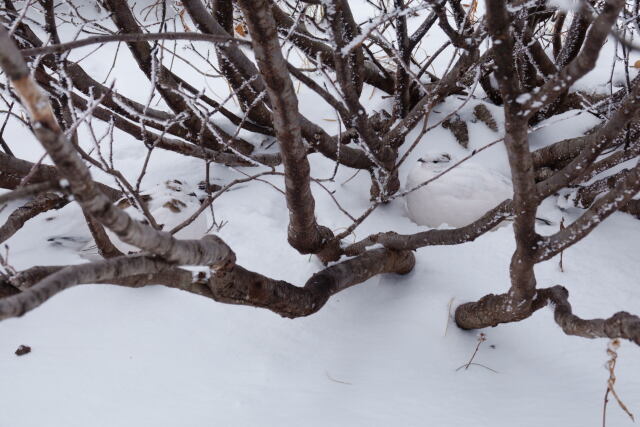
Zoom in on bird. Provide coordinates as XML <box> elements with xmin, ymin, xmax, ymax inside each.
<box><xmin>76</xmin><ymin>180</ymin><xmax>208</xmax><ymax>258</ymax></box>
<box><xmin>405</xmin><ymin>152</ymin><xmax>513</xmax><ymax>228</ymax></box>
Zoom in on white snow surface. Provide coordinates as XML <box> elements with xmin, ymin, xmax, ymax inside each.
<box><xmin>1</xmin><ymin>150</ymin><xmax>639</xmax><ymax>427</ymax></box>
<box><xmin>1</xmin><ymin>2</ymin><xmax>640</xmax><ymax>426</ymax></box>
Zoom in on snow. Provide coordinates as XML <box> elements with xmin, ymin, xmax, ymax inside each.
<box><xmin>547</xmin><ymin>0</ymin><xmax>580</xmax><ymax>12</ymax></box>
<box><xmin>1</xmin><ymin>2</ymin><xmax>639</xmax><ymax>427</ymax></box>
<box><xmin>2</xmin><ymin>143</ymin><xmax>639</xmax><ymax>426</ymax></box>
<box><xmin>1</xmin><ymin>194</ymin><xmax>639</xmax><ymax>427</ymax></box>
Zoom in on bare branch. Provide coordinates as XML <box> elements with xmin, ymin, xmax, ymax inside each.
<box><xmin>519</xmin><ymin>0</ymin><xmax>624</xmax><ymax>117</ymax></box>
<box><xmin>539</xmin><ymin>286</ymin><xmax>640</xmax><ymax>345</ymax></box>
<box><xmin>20</xmin><ymin>32</ymin><xmax>248</xmax><ymax>57</ymax></box>
<box><xmin>537</xmin><ymin>163</ymin><xmax>640</xmax><ymax>262</ymax></box>
<box><xmin>236</xmin><ymin>0</ymin><xmax>335</xmax><ymax>257</ymax></box>
<box><xmin>0</xmin><ymin>192</ymin><xmax>67</xmax><ymax>244</ymax></box>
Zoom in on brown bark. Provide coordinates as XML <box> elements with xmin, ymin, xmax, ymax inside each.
<box><xmin>454</xmin><ymin>0</ymin><xmax>541</xmax><ymax>329</ymax></box>
<box><xmin>0</xmin><ymin>152</ymin><xmax>122</xmax><ymax>201</ymax></box>
<box><xmin>344</xmin><ymin>201</ymin><xmax>512</xmax><ymax>255</ymax></box>
<box><xmin>0</xmin><ymin>248</ymin><xmax>414</xmax><ymax>320</ymax></box>
<box><xmin>269</xmin><ymin>1</ymin><xmax>394</xmax><ymax>94</ymax></box>
<box><xmin>0</xmin><ymin>25</ymin><xmax>236</xmax><ymax>267</ymax></box>
<box><xmin>537</xmin><ymin>78</ymin><xmax>640</xmax><ymax>200</ymax></box>
<box><xmin>182</xmin><ymin>0</ymin><xmax>274</xmax><ymax>129</ymax></box>
<box><xmin>539</xmin><ymin>286</ymin><xmax>640</xmax><ymax>345</ymax></box>
<box><xmin>0</xmin><ymin>192</ymin><xmax>67</xmax><ymax>244</ymax></box>
<box><xmin>102</xmin><ymin>0</ymin><xmax>254</xmax><ymax>154</ymax></box>
<box><xmin>236</xmin><ymin>0</ymin><xmax>336</xmax><ymax>257</ymax></box>
<box><xmin>208</xmin><ymin>248</ymin><xmax>415</xmax><ymax>318</ymax></box>
<box><xmin>519</xmin><ymin>0</ymin><xmax>624</xmax><ymax>117</ymax></box>
<box><xmin>324</xmin><ymin>0</ymin><xmax>400</xmax><ymax>198</ymax></box>
<box><xmin>537</xmin><ymin>165</ymin><xmax>640</xmax><ymax>262</ymax></box>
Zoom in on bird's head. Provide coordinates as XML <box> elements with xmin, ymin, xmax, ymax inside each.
<box><xmin>417</xmin><ymin>152</ymin><xmax>452</xmax><ymax>166</ymax></box>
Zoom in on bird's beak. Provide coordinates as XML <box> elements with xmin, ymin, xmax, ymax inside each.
<box><xmin>417</xmin><ymin>158</ymin><xmax>425</xmax><ymax>163</ymax></box>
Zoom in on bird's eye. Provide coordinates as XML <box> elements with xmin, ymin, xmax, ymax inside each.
<box><xmin>433</xmin><ymin>160</ymin><xmax>439</xmax><ymax>163</ymax></box>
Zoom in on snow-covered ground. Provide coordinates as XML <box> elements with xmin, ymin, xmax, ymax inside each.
<box><xmin>1</xmin><ymin>1</ymin><xmax>639</xmax><ymax>426</ymax></box>
<box><xmin>2</xmin><ymin>121</ymin><xmax>639</xmax><ymax>426</ymax></box>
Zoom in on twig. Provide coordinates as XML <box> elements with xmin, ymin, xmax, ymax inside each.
<box><xmin>0</xmin><ymin>181</ymin><xmax>62</xmax><ymax>205</ymax></box>
<box><xmin>18</xmin><ymin>153</ymin><xmax>47</xmax><ymax>187</ymax></box>
<box><xmin>20</xmin><ymin>32</ymin><xmax>249</xmax><ymax>57</ymax></box>
<box><xmin>559</xmin><ymin>217</ymin><xmax>565</xmax><ymax>272</ymax></box>
<box><xmin>463</xmin><ymin>333</ymin><xmax>486</xmax><ymax>370</ymax></box>
<box><xmin>602</xmin><ymin>339</ymin><xmax>635</xmax><ymax>427</ymax></box>
<box><xmin>0</xmin><ymin>245</ymin><xmax>17</xmax><ymax>276</ymax></box>
<box><xmin>0</xmin><ymin>102</ymin><xmax>15</xmax><ymax>156</ymax></box>
<box><xmin>455</xmin><ymin>362</ymin><xmax>498</xmax><ymax>373</ymax></box>
<box><xmin>445</xmin><ymin>297</ymin><xmax>455</xmax><ymax>336</ymax></box>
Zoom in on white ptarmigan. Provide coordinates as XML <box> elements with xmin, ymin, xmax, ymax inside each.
<box><xmin>405</xmin><ymin>153</ymin><xmax>513</xmax><ymax>228</ymax></box>
<box><xmin>79</xmin><ymin>180</ymin><xmax>207</xmax><ymax>257</ymax></box>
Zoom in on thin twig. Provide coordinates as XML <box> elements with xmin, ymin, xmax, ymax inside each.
<box><xmin>603</xmin><ymin>339</ymin><xmax>635</xmax><ymax>427</ymax></box>
<box><xmin>462</xmin><ymin>333</ymin><xmax>486</xmax><ymax>371</ymax></box>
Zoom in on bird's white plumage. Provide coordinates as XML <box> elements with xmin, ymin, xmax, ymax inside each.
<box><xmin>405</xmin><ymin>153</ymin><xmax>512</xmax><ymax>228</ymax></box>
<box><xmin>80</xmin><ymin>180</ymin><xmax>207</xmax><ymax>257</ymax></box>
